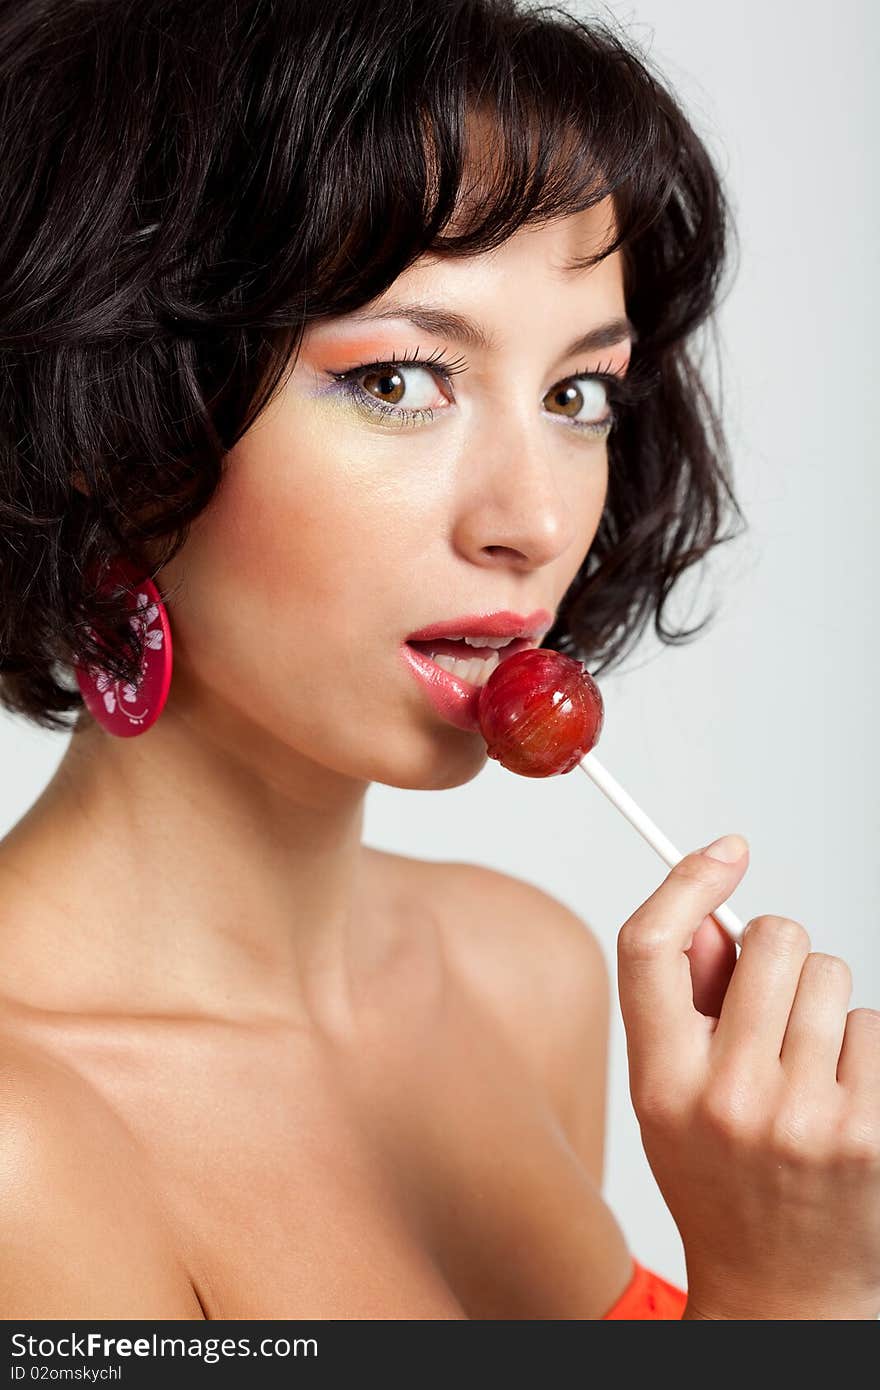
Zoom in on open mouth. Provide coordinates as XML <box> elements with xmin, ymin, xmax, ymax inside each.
<box><xmin>404</xmin><ymin>636</ymin><xmax>534</xmax><ymax>688</ymax></box>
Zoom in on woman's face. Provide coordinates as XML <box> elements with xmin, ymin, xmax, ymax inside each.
<box><xmin>157</xmin><ymin>201</ymin><xmax>631</xmax><ymax>790</ymax></box>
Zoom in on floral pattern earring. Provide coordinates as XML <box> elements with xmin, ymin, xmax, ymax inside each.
<box><xmin>73</xmin><ymin>556</ymin><xmax>173</xmax><ymax>736</ymax></box>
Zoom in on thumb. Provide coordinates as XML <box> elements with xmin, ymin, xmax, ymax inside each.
<box><xmin>617</xmin><ymin>834</ymin><xmax>750</xmax><ymax>1096</ymax></box>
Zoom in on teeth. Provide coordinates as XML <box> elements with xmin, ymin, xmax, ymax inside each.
<box><xmin>416</xmin><ymin>634</ymin><xmax>519</xmax><ymax>648</ymax></box>
<box><xmin>430</xmin><ymin>650</ymin><xmax>501</xmax><ymax>686</ymax></box>
<box><xmin>462</xmin><ymin>634</ymin><xmax>516</xmax><ymax>649</ymax></box>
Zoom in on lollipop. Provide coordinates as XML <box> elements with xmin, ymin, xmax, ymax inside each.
<box><xmin>478</xmin><ymin>648</ymin><xmax>746</xmax><ymax>944</ymax></box>
<box><xmin>477</xmin><ymin>648</ymin><xmax>604</xmax><ymax>777</ymax></box>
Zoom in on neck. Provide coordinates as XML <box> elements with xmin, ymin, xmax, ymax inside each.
<box><xmin>0</xmin><ymin>667</ymin><xmax>376</xmax><ymax>1031</ymax></box>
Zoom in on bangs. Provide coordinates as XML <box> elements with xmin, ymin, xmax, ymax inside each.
<box><xmin>263</xmin><ymin>3</ymin><xmax>682</xmax><ymax>326</ymax></box>
<box><xmin>420</xmin><ymin>16</ymin><xmax>677</xmax><ymax>270</ymax></box>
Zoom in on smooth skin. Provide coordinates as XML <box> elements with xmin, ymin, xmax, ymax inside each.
<box><xmin>0</xmin><ymin>192</ymin><xmax>877</xmax><ymax>1318</ymax></box>
<box><xmin>0</xmin><ymin>852</ymin><xmax>627</xmax><ymax>1319</ymax></box>
<box><xmin>0</xmin><ymin>196</ymin><xmax>637</xmax><ymax>1319</ymax></box>
<box><xmin>622</xmin><ymin>837</ymin><xmax>880</xmax><ymax>1320</ymax></box>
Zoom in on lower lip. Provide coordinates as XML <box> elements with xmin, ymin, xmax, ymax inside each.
<box><xmin>400</xmin><ymin>640</ymin><xmax>533</xmax><ymax>733</ymax></box>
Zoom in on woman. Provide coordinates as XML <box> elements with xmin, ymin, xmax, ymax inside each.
<box><xmin>0</xmin><ymin>0</ymin><xmax>877</xmax><ymax>1320</ymax></box>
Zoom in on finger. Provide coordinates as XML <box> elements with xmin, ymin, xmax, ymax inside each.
<box><xmin>837</xmin><ymin>1008</ymin><xmax>880</xmax><ymax>1118</ymax></box>
<box><xmin>780</xmin><ymin>953</ymin><xmax>852</xmax><ymax>1088</ymax></box>
<box><xmin>617</xmin><ymin>835</ymin><xmax>750</xmax><ymax>1094</ymax></box>
<box><xmin>711</xmin><ymin>916</ymin><xmax>811</xmax><ymax>1067</ymax></box>
<box><xmin>686</xmin><ymin>914</ymin><xmax>737</xmax><ymax>1018</ymax></box>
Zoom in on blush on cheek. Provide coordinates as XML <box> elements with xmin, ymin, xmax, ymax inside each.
<box><xmin>205</xmin><ymin>405</ymin><xmax>390</xmax><ymax>636</ymax></box>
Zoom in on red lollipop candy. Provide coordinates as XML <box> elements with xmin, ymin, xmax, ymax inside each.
<box><xmin>476</xmin><ymin>644</ymin><xmax>748</xmax><ymax>945</ymax></box>
<box><xmin>477</xmin><ymin>648</ymin><xmax>604</xmax><ymax>777</ymax></box>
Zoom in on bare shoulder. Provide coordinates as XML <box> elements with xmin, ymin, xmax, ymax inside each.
<box><xmin>0</xmin><ymin>1028</ymin><xmax>203</xmax><ymax>1318</ymax></box>
<box><xmin>376</xmin><ymin>849</ymin><xmax>612</xmax><ymax>1183</ymax></box>
<box><xmin>424</xmin><ymin>857</ymin><xmax>607</xmax><ymax>1008</ymax></box>
<box><xmin>366</xmin><ymin>847</ymin><xmax>607</xmax><ymax>987</ymax></box>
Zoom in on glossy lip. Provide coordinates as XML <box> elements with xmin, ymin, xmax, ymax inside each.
<box><xmin>406</xmin><ymin>608</ymin><xmax>553</xmax><ymax>642</ymax></box>
<box><xmin>401</xmin><ymin>609</ymin><xmax>553</xmax><ymax>734</ymax></box>
<box><xmin>400</xmin><ymin>641</ymin><xmax>536</xmax><ymax>734</ymax></box>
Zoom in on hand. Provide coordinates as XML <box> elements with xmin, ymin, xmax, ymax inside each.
<box><xmin>617</xmin><ymin>834</ymin><xmax>880</xmax><ymax>1320</ymax></box>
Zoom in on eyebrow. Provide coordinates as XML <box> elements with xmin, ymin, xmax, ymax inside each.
<box><xmin>344</xmin><ymin>301</ymin><xmax>637</xmax><ymax>359</ymax></box>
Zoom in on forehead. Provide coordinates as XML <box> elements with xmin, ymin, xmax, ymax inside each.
<box><xmin>372</xmin><ymin>207</ymin><xmax>626</xmax><ymax>329</ymax></box>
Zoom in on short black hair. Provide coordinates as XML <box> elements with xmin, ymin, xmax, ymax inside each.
<box><xmin>0</xmin><ymin>0</ymin><xmax>744</xmax><ymax>732</ymax></box>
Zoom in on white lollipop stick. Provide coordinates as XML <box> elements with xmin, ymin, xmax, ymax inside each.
<box><xmin>577</xmin><ymin>750</ymin><xmax>746</xmax><ymax>946</ymax></box>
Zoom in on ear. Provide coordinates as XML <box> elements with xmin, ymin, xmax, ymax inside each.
<box><xmin>71</xmin><ymin>468</ymin><xmax>90</xmax><ymax>497</ymax></box>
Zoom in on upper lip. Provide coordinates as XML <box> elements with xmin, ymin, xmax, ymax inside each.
<box><xmin>406</xmin><ymin>609</ymin><xmax>553</xmax><ymax>642</ymax></box>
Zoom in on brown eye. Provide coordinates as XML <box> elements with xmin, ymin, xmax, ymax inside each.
<box><xmin>544</xmin><ymin>376</ymin><xmax>610</xmax><ymax>425</ymax></box>
<box><xmin>362</xmin><ymin>367</ymin><xmax>405</xmax><ymax>405</ymax></box>
<box><xmin>357</xmin><ymin>363</ymin><xmax>447</xmax><ymax>413</ymax></box>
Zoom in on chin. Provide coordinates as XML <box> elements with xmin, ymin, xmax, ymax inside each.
<box><xmin>364</xmin><ymin>725</ymin><xmax>490</xmax><ymax>793</ymax></box>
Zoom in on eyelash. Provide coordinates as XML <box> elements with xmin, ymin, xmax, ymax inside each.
<box><xmin>326</xmin><ymin>347</ymin><xmax>653</xmax><ymax>436</ymax></box>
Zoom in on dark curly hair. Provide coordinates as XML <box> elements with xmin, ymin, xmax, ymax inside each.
<box><xmin>0</xmin><ymin>0</ymin><xmax>744</xmax><ymax>733</ymax></box>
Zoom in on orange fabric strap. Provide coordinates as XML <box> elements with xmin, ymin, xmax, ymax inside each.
<box><xmin>601</xmin><ymin>1258</ymin><xmax>688</xmax><ymax>1319</ymax></box>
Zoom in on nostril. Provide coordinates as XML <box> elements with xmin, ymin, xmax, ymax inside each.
<box><xmin>484</xmin><ymin>545</ymin><xmax>526</xmax><ymax>560</ymax></box>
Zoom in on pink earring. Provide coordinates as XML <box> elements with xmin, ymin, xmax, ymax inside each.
<box><xmin>73</xmin><ymin>556</ymin><xmax>173</xmax><ymax>737</ymax></box>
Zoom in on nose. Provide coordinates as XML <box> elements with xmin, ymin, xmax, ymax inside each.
<box><xmin>452</xmin><ymin>416</ymin><xmax>581</xmax><ymax>571</ymax></box>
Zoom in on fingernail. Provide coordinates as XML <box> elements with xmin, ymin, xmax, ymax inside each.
<box><xmin>701</xmin><ymin>833</ymin><xmax>749</xmax><ymax>863</ymax></box>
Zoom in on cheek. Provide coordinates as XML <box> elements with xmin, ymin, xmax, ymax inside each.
<box><xmin>158</xmin><ymin>406</ymin><xmax>427</xmax><ymax>698</ymax></box>
<box><xmin>576</xmin><ymin>450</ymin><xmax>609</xmax><ymax>535</ymax></box>
<box><xmin>559</xmin><ymin>454</ymin><xmax>609</xmax><ymax>585</ymax></box>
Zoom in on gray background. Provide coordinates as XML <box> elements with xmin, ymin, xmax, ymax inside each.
<box><xmin>1</xmin><ymin>1</ymin><xmax>877</xmax><ymax>1289</ymax></box>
